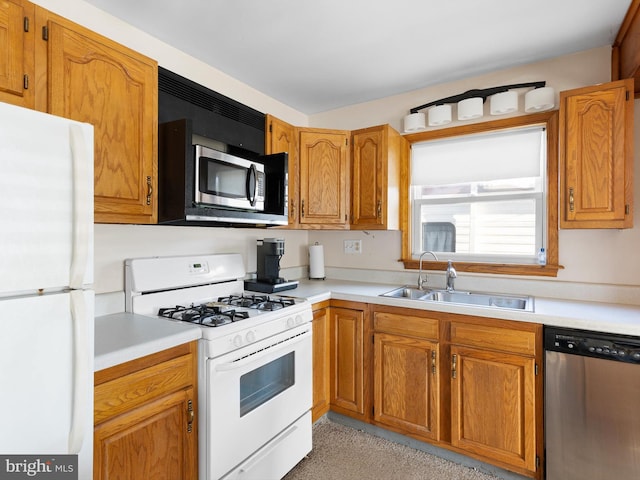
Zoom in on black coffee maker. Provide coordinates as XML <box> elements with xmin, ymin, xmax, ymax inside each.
<box><xmin>244</xmin><ymin>238</ymin><xmax>299</xmax><ymax>293</ymax></box>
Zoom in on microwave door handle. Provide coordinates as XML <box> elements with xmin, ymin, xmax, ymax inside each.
<box><xmin>247</xmin><ymin>164</ymin><xmax>257</xmax><ymax>207</ymax></box>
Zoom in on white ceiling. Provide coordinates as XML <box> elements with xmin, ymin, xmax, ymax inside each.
<box><xmin>83</xmin><ymin>0</ymin><xmax>631</xmax><ymax>114</ymax></box>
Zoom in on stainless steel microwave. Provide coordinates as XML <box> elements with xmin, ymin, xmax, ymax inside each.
<box><xmin>195</xmin><ymin>145</ymin><xmax>266</xmax><ymax>211</ymax></box>
<box><xmin>158</xmin><ymin>119</ymin><xmax>288</xmax><ymax>227</ymax></box>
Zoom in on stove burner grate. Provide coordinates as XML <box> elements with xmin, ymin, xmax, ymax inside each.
<box><xmin>158</xmin><ymin>304</ymin><xmax>249</xmax><ymax>327</ymax></box>
<box><xmin>218</xmin><ymin>294</ymin><xmax>296</xmax><ymax>311</ymax></box>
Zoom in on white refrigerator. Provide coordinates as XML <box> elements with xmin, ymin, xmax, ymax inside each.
<box><xmin>0</xmin><ymin>102</ymin><xmax>94</xmax><ymax>478</ymax></box>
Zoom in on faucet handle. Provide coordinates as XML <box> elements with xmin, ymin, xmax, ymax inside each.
<box><xmin>447</xmin><ymin>260</ymin><xmax>457</xmax><ymax>277</ymax></box>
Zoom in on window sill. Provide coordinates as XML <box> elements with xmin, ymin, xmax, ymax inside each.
<box><xmin>402</xmin><ymin>259</ymin><xmax>561</xmax><ymax>277</ymax></box>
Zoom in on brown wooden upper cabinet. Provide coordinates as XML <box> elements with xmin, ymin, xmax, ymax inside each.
<box><xmin>266</xmin><ymin>117</ymin><xmax>406</xmax><ymax>230</ymax></box>
<box><xmin>34</xmin><ymin>9</ymin><xmax>158</xmax><ymax>224</ymax></box>
<box><xmin>351</xmin><ymin>125</ymin><xmax>404</xmax><ymax>230</ymax></box>
<box><xmin>0</xmin><ymin>0</ymin><xmax>35</xmax><ymax>108</ymax></box>
<box><xmin>612</xmin><ymin>0</ymin><xmax>640</xmax><ymax>96</ymax></box>
<box><xmin>298</xmin><ymin>127</ymin><xmax>350</xmax><ymax>228</ymax></box>
<box><xmin>266</xmin><ymin>114</ymin><xmax>299</xmax><ymax>227</ymax></box>
<box><xmin>2</xmin><ymin>1</ymin><xmax>159</xmax><ymax>224</ymax></box>
<box><xmin>559</xmin><ymin>79</ymin><xmax>634</xmax><ymax>228</ymax></box>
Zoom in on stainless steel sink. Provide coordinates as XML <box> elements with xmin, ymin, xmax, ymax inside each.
<box><xmin>422</xmin><ymin>290</ymin><xmax>534</xmax><ymax>311</ymax></box>
<box><xmin>381</xmin><ymin>286</ymin><xmax>534</xmax><ymax>311</ymax></box>
<box><xmin>380</xmin><ymin>286</ymin><xmax>432</xmax><ymax>300</ymax></box>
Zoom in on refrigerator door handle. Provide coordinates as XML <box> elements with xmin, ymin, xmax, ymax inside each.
<box><xmin>68</xmin><ymin>290</ymin><xmax>89</xmax><ymax>454</ymax></box>
<box><xmin>68</xmin><ymin>124</ymin><xmax>92</xmax><ymax>290</ymax></box>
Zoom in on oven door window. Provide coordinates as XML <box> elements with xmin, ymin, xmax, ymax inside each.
<box><xmin>240</xmin><ymin>351</ymin><xmax>295</xmax><ymax>416</ymax></box>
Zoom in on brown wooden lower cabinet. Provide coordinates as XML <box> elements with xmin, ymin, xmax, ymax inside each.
<box><xmin>329</xmin><ymin>301</ymin><xmax>369</xmax><ymax>421</ymax></box>
<box><xmin>451</xmin><ymin>346</ymin><xmax>537</xmax><ymax>472</ymax></box>
<box><xmin>373</xmin><ymin>308</ymin><xmax>440</xmax><ymax>441</ymax></box>
<box><xmin>321</xmin><ymin>301</ymin><xmax>543</xmax><ymax>480</ymax></box>
<box><xmin>93</xmin><ymin>342</ymin><xmax>198</xmax><ymax>480</ymax></box>
<box><xmin>312</xmin><ymin>301</ymin><xmax>331</xmax><ymax>422</ymax></box>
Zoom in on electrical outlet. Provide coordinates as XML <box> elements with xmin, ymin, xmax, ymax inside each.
<box><xmin>344</xmin><ymin>239</ymin><xmax>362</xmax><ymax>254</ymax></box>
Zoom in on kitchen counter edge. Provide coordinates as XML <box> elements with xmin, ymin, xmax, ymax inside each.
<box><xmin>95</xmin><ymin>312</ymin><xmax>201</xmax><ymax>372</ymax></box>
<box><xmin>293</xmin><ymin>279</ymin><xmax>640</xmax><ymax>337</ymax></box>
<box><xmin>96</xmin><ymin>280</ymin><xmax>640</xmax><ymax>371</ymax></box>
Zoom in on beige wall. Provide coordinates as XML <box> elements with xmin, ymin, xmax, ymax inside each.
<box><xmin>31</xmin><ymin>1</ymin><xmax>640</xmax><ymax>304</ymax></box>
<box><xmin>309</xmin><ymin>46</ymin><xmax>640</xmax><ymax>296</ymax></box>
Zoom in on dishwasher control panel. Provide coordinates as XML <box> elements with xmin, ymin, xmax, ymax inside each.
<box><xmin>545</xmin><ymin>326</ymin><xmax>640</xmax><ymax>364</ymax></box>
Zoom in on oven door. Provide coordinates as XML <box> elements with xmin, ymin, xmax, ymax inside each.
<box><xmin>205</xmin><ymin>323</ymin><xmax>312</xmax><ymax>480</ymax></box>
<box><xmin>194</xmin><ymin>145</ymin><xmax>265</xmax><ymax>210</ymax></box>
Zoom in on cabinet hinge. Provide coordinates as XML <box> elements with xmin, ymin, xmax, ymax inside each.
<box><xmin>23</xmin><ymin>74</ymin><xmax>29</xmax><ymax>90</ymax></box>
<box><xmin>345</xmin><ymin>138</ymin><xmax>348</xmax><ymax>146</ymax></box>
<box><xmin>536</xmin><ymin>455</ymin><xmax>540</xmax><ymax>470</ymax></box>
<box><xmin>372</xmin><ymin>406</ymin><xmax>375</xmax><ymax>416</ymax></box>
<box><xmin>42</xmin><ymin>25</ymin><xmax>48</xmax><ymax>41</ymax></box>
<box><xmin>23</xmin><ymin>16</ymin><xmax>29</xmax><ymax>32</ymax></box>
<box><xmin>627</xmin><ymin>90</ymin><xmax>631</xmax><ymax>101</ymax></box>
<box><xmin>535</xmin><ymin>363</ymin><xmax>538</xmax><ymax>375</ymax></box>
<box><xmin>269</xmin><ymin>124</ymin><xmax>273</xmax><ymax>133</ymax></box>
<box><xmin>626</xmin><ymin>204</ymin><xmax>630</xmax><ymax>215</ymax></box>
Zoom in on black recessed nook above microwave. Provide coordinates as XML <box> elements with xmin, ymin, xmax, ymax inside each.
<box><xmin>158</xmin><ymin>68</ymin><xmax>287</xmax><ymax>227</ymax></box>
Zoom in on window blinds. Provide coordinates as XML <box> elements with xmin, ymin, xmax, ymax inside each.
<box><xmin>411</xmin><ymin>126</ymin><xmax>545</xmax><ymax>186</ymax></box>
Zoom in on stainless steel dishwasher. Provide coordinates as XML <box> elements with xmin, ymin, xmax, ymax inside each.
<box><xmin>545</xmin><ymin>326</ymin><xmax>640</xmax><ymax>479</ymax></box>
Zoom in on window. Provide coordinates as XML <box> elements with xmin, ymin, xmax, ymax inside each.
<box><xmin>401</xmin><ymin>112</ymin><xmax>559</xmax><ymax>277</ymax></box>
<box><xmin>412</xmin><ymin>127</ymin><xmax>546</xmax><ymax>264</ymax></box>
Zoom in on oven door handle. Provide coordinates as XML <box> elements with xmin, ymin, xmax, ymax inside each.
<box><xmin>214</xmin><ymin>331</ymin><xmax>310</xmax><ymax>373</ymax></box>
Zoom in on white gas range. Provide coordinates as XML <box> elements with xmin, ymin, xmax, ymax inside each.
<box><xmin>125</xmin><ymin>254</ymin><xmax>313</xmax><ymax>480</ymax></box>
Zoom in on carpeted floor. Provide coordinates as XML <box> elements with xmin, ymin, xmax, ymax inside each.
<box><xmin>283</xmin><ymin>420</ymin><xmax>502</xmax><ymax>480</ymax></box>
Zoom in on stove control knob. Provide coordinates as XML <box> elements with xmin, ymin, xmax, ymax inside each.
<box><xmin>233</xmin><ymin>334</ymin><xmax>243</xmax><ymax>348</ymax></box>
<box><xmin>245</xmin><ymin>330</ymin><xmax>256</xmax><ymax>344</ymax></box>
<box><xmin>295</xmin><ymin>314</ymin><xmax>303</xmax><ymax>325</ymax></box>
<box><xmin>286</xmin><ymin>317</ymin><xmax>295</xmax><ymax>329</ymax></box>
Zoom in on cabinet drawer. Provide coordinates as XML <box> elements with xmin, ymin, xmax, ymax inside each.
<box><xmin>95</xmin><ymin>351</ymin><xmax>195</xmax><ymax>424</ymax></box>
<box><xmin>374</xmin><ymin>311</ymin><xmax>438</xmax><ymax>340</ymax></box>
<box><xmin>450</xmin><ymin>321</ymin><xmax>536</xmax><ymax>356</ymax></box>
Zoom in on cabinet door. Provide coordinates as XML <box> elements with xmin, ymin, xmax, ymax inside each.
<box><xmin>560</xmin><ymin>79</ymin><xmax>634</xmax><ymax>228</ymax></box>
<box><xmin>42</xmin><ymin>12</ymin><xmax>158</xmax><ymax>224</ymax></box>
<box><xmin>330</xmin><ymin>306</ymin><xmax>365</xmax><ymax>416</ymax></box>
<box><xmin>299</xmin><ymin>128</ymin><xmax>349</xmax><ymax>227</ymax></box>
<box><xmin>450</xmin><ymin>345</ymin><xmax>536</xmax><ymax>473</ymax></box>
<box><xmin>0</xmin><ymin>0</ymin><xmax>34</xmax><ymax>108</ymax></box>
<box><xmin>312</xmin><ymin>305</ymin><xmax>330</xmax><ymax>421</ymax></box>
<box><xmin>351</xmin><ymin>127</ymin><xmax>385</xmax><ymax>228</ymax></box>
<box><xmin>266</xmin><ymin>114</ymin><xmax>298</xmax><ymax>226</ymax></box>
<box><xmin>94</xmin><ymin>387</ymin><xmax>197</xmax><ymax>480</ymax></box>
<box><xmin>374</xmin><ymin>332</ymin><xmax>439</xmax><ymax>441</ymax></box>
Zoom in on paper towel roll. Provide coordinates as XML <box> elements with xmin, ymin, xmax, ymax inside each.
<box><xmin>309</xmin><ymin>243</ymin><xmax>325</xmax><ymax>280</ymax></box>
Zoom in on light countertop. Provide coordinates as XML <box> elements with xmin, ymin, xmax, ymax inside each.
<box><xmin>291</xmin><ymin>279</ymin><xmax>640</xmax><ymax>336</ymax></box>
<box><xmin>96</xmin><ymin>279</ymin><xmax>640</xmax><ymax>371</ymax></box>
<box><xmin>95</xmin><ymin>312</ymin><xmax>201</xmax><ymax>371</ymax></box>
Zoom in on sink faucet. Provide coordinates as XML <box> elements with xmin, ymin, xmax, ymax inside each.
<box><xmin>446</xmin><ymin>260</ymin><xmax>457</xmax><ymax>292</ymax></box>
<box><xmin>417</xmin><ymin>251</ymin><xmax>439</xmax><ymax>290</ymax></box>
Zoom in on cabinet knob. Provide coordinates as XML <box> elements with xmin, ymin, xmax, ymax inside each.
<box><xmin>301</xmin><ymin>199</ymin><xmax>305</xmax><ymax>218</ymax></box>
<box><xmin>186</xmin><ymin>399</ymin><xmax>194</xmax><ymax>433</ymax></box>
<box><xmin>431</xmin><ymin>350</ymin><xmax>437</xmax><ymax>375</ymax></box>
<box><xmin>569</xmin><ymin>187</ymin><xmax>574</xmax><ymax>213</ymax></box>
<box><xmin>452</xmin><ymin>354</ymin><xmax>458</xmax><ymax>379</ymax></box>
<box><xmin>146</xmin><ymin>176</ymin><xmax>153</xmax><ymax>206</ymax></box>
<box><xmin>377</xmin><ymin>200</ymin><xmax>382</xmax><ymax>219</ymax></box>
